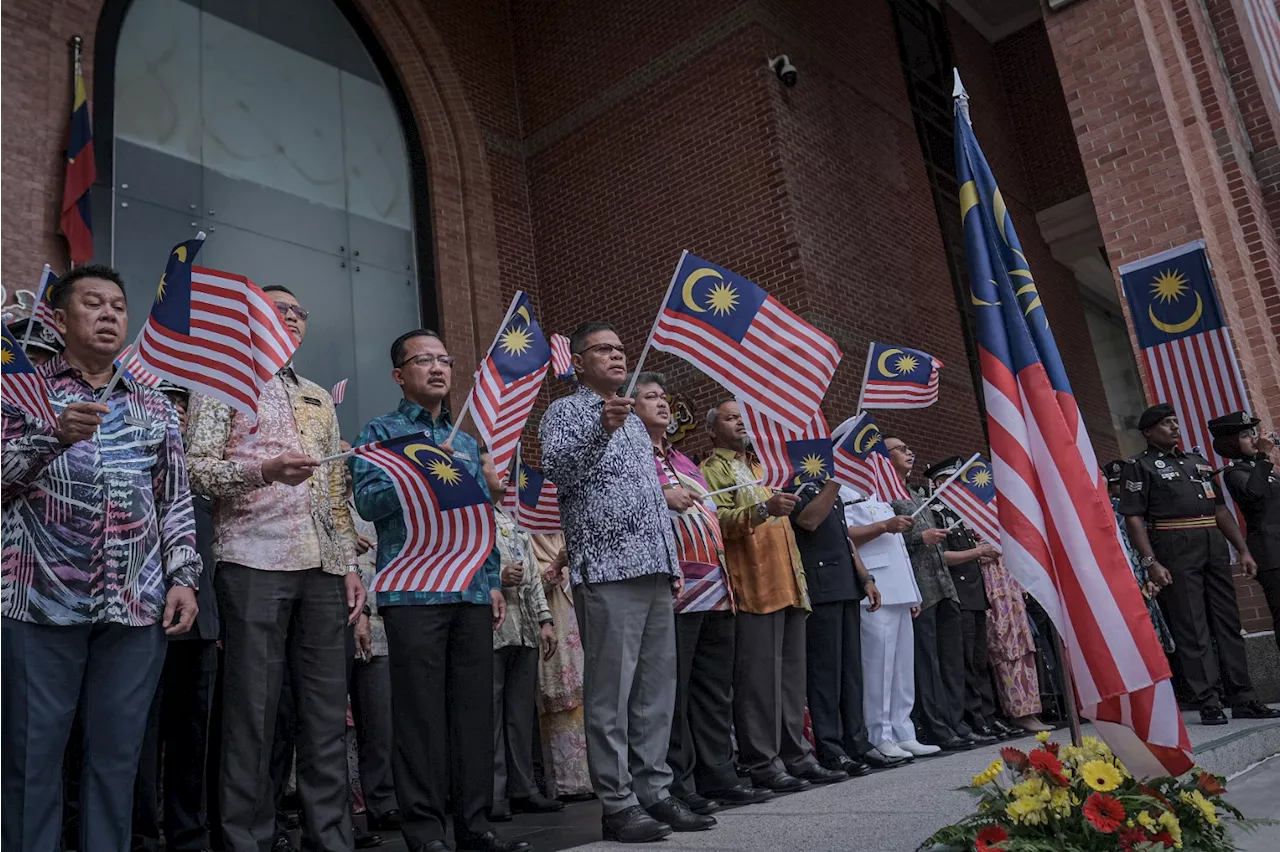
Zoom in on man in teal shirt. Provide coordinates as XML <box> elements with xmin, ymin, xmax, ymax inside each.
<box><xmin>350</xmin><ymin>329</ymin><xmax>527</xmax><ymax>852</ymax></box>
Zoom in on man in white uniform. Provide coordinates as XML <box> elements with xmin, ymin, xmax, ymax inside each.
<box><xmin>842</xmin><ymin>486</ymin><xmax>939</xmax><ymax>760</ymax></box>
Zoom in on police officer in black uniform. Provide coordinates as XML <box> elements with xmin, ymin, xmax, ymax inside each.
<box><xmin>1118</xmin><ymin>403</ymin><xmax>1278</xmax><ymax>724</ymax></box>
<box><xmin>1212</xmin><ymin>411</ymin><xmax>1280</xmax><ymax>656</ymax></box>
<box><xmin>6</xmin><ymin>316</ymin><xmax>62</xmax><ymax>366</ymax></box>
<box><xmin>925</xmin><ymin>457</ymin><xmax>1007</xmax><ymax>742</ymax></box>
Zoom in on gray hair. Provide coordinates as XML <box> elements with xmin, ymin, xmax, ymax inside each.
<box><xmin>633</xmin><ymin>371</ymin><xmax>667</xmax><ymax>393</ymax></box>
<box><xmin>706</xmin><ymin>398</ymin><xmax>734</xmax><ymax>433</ymax></box>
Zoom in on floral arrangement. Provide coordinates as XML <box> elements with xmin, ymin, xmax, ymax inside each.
<box><xmin>918</xmin><ymin>732</ymin><xmax>1268</xmax><ymax>851</ymax></box>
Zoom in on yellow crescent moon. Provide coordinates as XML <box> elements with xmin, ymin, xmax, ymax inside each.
<box><xmin>681</xmin><ymin>268</ymin><xmax>722</xmax><ymax>313</ymax></box>
<box><xmin>854</xmin><ymin>423</ymin><xmax>880</xmax><ymax>454</ymax></box>
<box><xmin>404</xmin><ymin>442</ymin><xmax>454</xmax><ymax>467</ymax></box>
<box><xmin>1148</xmin><ymin>292</ymin><xmax>1203</xmax><ymax>335</ymax></box>
<box><xmin>963</xmin><ymin>465</ymin><xmax>980</xmax><ymax>484</ymax></box>
<box><xmin>516</xmin><ymin>306</ymin><xmax>531</xmax><ymax>325</ymax></box>
<box><xmin>174</xmin><ymin>246</ymin><xmax>187</xmax><ymax>263</ymax></box>
<box><xmin>877</xmin><ymin>347</ymin><xmax>903</xmax><ymax>377</ymax></box>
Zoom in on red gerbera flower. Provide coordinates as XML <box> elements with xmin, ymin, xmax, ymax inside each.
<box><xmin>1028</xmin><ymin>749</ymin><xmax>1068</xmax><ymax>785</ymax></box>
<box><xmin>1083</xmin><ymin>792</ymin><xmax>1126</xmax><ymax>833</ymax></box>
<box><xmin>974</xmin><ymin>825</ymin><xmax>1008</xmax><ymax>852</ymax></box>
<box><xmin>1000</xmin><ymin>747</ymin><xmax>1030</xmax><ymax>772</ymax></box>
<box><xmin>1119</xmin><ymin>826</ymin><xmax>1148</xmax><ymax>851</ymax></box>
<box><xmin>1044</xmin><ymin>741</ymin><xmax>1060</xmax><ymax>757</ymax></box>
<box><xmin>1152</xmin><ymin>830</ymin><xmax>1175</xmax><ymax>847</ymax></box>
<box><xmin>1197</xmin><ymin>771</ymin><xmax>1226</xmax><ymax>796</ymax></box>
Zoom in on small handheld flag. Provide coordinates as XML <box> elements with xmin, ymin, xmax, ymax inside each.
<box><xmin>857</xmin><ymin>342</ymin><xmax>943</xmax><ymax>409</ymax></box>
<box><xmin>331</xmin><ymin>378</ymin><xmax>348</xmax><ymax>405</ymax></box>
<box><xmin>936</xmin><ymin>455</ymin><xmax>1001</xmax><ymax>550</ymax></box>
<box><xmin>60</xmin><ymin>41</ymin><xmax>96</xmax><ymax>265</ymax></box>
<box><xmin>1</xmin><ymin>326</ymin><xmax>58</xmax><ymax>426</ymax></box>
<box><xmin>26</xmin><ymin>266</ymin><xmax>63</xmax><ymax>347</ymax></box>
<box><xmin>118</xmin><ymin>344</ymin><xmax>165</xmax><ymax>389</ymax></box>
<box><xmin>502</xmin><ymin>447</ymin><xmax>562</xmax><ymax>534</ymax></box>
<box><xmin>351</xmin><ymin>433</ymin><xmax>497</xmax><ymax>593</ymax></box>
<box><xmin>740</xmin><ymin>400</ymin><xmax>833</xmax><ymax>489</ymax></box>
<box><xmin>550</xmin><ymin>334</ymin><xmax>575</xmax><ymax>382</ymax></box>
<box><xmin>831</xmin><ymin>411</ymin><xmax>911</xmax><ymax>502</ymax></box>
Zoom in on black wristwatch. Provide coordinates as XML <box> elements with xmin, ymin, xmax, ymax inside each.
<box><xmin>361</xmin><ymin>604</ymin><xmax>372</xmax><ymax>617</ymax></box>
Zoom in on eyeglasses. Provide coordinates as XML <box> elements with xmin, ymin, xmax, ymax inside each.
<box><xmin>274</xmin><ymin>301</ymin><xmax>310</xmax><ymax>321</ymax></box>
<box><xmin>396</xmin><ymin>354</ymin><xmax>456</xmax><ymax>369</ymax></box>
<box><xmin>580</xmin><ymin>343</ymin><xmax>626</xmax><ymax>357</ymax></box>
<box><xmin>887</xmin><ymin>445</ymin><xmax>913</xmax><ymax>455</ymax></box>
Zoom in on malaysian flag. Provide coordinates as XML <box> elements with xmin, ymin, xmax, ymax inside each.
<box><xmin>132</xmin><ymin>237</ymin><xmax>298</xmax><ymax>422</ymax></box>
<box><xmin>831</xmin><ymin>411</ymin><xmax>911</xmax><ymax>502</ymax></box>
<box><xmin>858</xmin><ymin>342</ymin><xmax>943</xmax><ymax>409</ymax></box>
<box><xmin>60</xmin><ymin>50</ymin><xmax>95</xmax><ymax>264</ymax></box>
<box><xmin>550</xmin><ymin>333</ymin><xmax>575</xmax><ymax>382</ymax></box>
<box><xmin>957</xmin><ymin>82</ymin><xmax>1192</xmax><ymax>778</ymax></box>
<box><xmin>466</xmin><ymin>292</ymin><xmax>551</xmax><ymax>477</ymax></box>
<box><xmin>650</xmin><ymin>252</ymin><xmax>841</xmax><ymax>430</ymax></box>
<box><xmin>331</xmin><ymin>378</ymin><xmax>348</xmax><ymax>405</ymax></box>
<box><xmin>1</xmin><ymin>325</ymin><xmax>58</xmax><ymax>426</ymax></box>
<box><xmin>936</xmin><ymin>455</ymin><xmax>1002</xmax><ymax>550</ymax></box>
<box><xmin>351</xmin><ymin>432</ymin><xmax>497</xmax><ymax>593</ymax></box>
<box><xmin>29</xmin><ymin>265</ymin><xmax>63</xmax><ymax>346</ymax></box>
<box><xmin>1118</xmin><ymin>242</ymin><xmax>1249</xmax><ymax>525</ymax></box>
<box><xmin>118</xmin><ymin>343</ymin><xmax>165</xmax><ymax>388</ymax></box>
<box><xmin>740</xmin><ymin>400</ymin><xmax>833</xmax><ymax>489</ymax></box>
<box><xmin>502</xmin><ymin>450</ymin><xmax>561</xmax><ymax>534</ymax></box>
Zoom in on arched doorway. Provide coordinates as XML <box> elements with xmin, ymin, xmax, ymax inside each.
<box><xmin>94</xmin><ymin>0</ymin><xmax>434</xmax><ymax>437</ymax></box>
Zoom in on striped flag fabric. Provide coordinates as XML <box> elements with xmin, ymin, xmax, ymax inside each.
<box><xmin>1</xmin><ymin>325</ymin><xmax>58</xmax><ymax>426</ymax></box>
<box><xmin>118</xmin><ymin>343</ymin><xmax>165</xmax><ymax>388</ymax></box>
<box><xmin>858</xmin><ymin>342</ymin><xmax>943</xmax><ymax>409</ymax></box>
<box><xmin>331</xmin><ymin>378</ymin><xmax>348</xmax><ymax>405</ymax></box>
<box><xmin>650</xmin><ymin>252</ymin><xmax>841</xmax><ymax>431</ymax></box>
<box><xmin>467</xmin><ymin>291</ymin><xmax>551</xmax><ymax>477</ymax></box>
<box><xmin>351</xmin><ymin>432</ymin><xmax>496</xmax><ymax>593</ymax></box>
<box><xmin>936</xmin><ymin>455</ymin><xmax>1002</xmax><ymax>551</ymax></box>
<box><xmin>132</xmin><ymin>237</ymin><xmax>298</xmax><ymax>422</ymax></box>
<box><xmin>550</xmin><ymin>333</ymin><xmax>575</xmax><ymax>382</ymax></box>
<box><xmin>1118</xmin><ymin>241</ymin><xmax>1249</xmax><ymax>526</ymax></box>
<box><xmin>956</xmin><ymin>85</ymin><xmax>1192</xmax><ymax>779</ymax></box>
<box><xmin>502</xmin><ymin>453</ymin><xmax>561</xmax><ymax>535</ymax></box>
<box><xmin>831</xmin><ymin>411</ymin><xmax>912</xmax><ymax>502</ymax></box>
<box><xmin>30</xmin><ymin>265</ymin><xmax>63</xmax><ymax>345</ymax></box>
<box><xmin>60</xmin><ymin>53</ymin><xmax>96</xmax><ymax>264</ymax></box>
<box><xmin>739</xmin><ymin>399</ymin><xmax>833</xmax><ymax>489</ymax></box>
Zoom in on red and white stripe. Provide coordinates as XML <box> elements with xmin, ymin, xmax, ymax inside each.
<box><xmin>119</xmin><ymin>344</ymin><xmax>165</xmax><ymax>389</ymax></box>
<box><xmin>353</xmin><ymin>441</ymin><xmax>497</xmax><ymax>593</ymax></box>
<box><xmin>2</xmin><ymin>374</ymin><xmax>57</xmax><ymax>426</ymax></box>
<box><xmin>31</xmin><ymin>265</ymin><xmax>62</xmax><ymax>343</ymax></box>
<box><xmin>1241</xmin><ymin>0</ymin><xmax>1280</xmax><ymax>115</ymax></box>
<box><xmin>470</xmin><ymin>362</ymin><xmax>548</xmax><ymax>478</ymax></box>
<box><xmin>830</xmin><ymin>413</ymin><xmax>912</xmax><ymax>503</ymax></box>
<box><xmin>938</xmin><ymin>487</ymin><xmax>1001</xmax><ymax>551</ymax></box>
<box><xmin>134</xmin><ymin>267</ymin><xmax>297</xmax><ymax>422</ymax></box>
<box><xmin>861</xmin><ymin>357</ymin><xmax>944</xmax><ymax>408</ymax></box>
<box><xmin>331</xmin><ymin>378</ymin><xmax>348</xmax><ymax>405</ymax></box>
<box><xmin>652</xmin><ymin>297</ymin><xmax>840</xmax><ymax>432</ymax></box>
<box><xmin>502</xmin><ymin>472</ymin><xmax>562</xmax><ymax>535</ymax></box>
<box><xmin>550</xmin><ymin>333</ymin><xmax>574</xmax><ymax>380</ymax></box>
<box><xmin>740</xmin><ymin>400</ymin><xmax>829</xmax><ymax>488</ymax></box>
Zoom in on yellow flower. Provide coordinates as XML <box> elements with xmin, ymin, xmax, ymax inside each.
<box><xmin>1035</xmin><ymin>730</ymin><xmax>1051</xmax><ymax>743</ymax></box>
<box><xmin>1159</xmin><ymin>810</ymin><xmax>1183</xmax><ymax>848</ymax></box>
<box><xmin>1080</xmin><ymin>759</ymin><xmax>1122</xmax><ymax>792</ymax></box>
<box><xmin>1137</xmin><ymin>811</ymin><xmax>1158</xmax><ymax>832</ymax></box>
<box><xmin>1048</xmin><ymin>787</ymin><xmax>1073</xmax><ymax>818</ymax></box>
<box><xmin>971</xmin><ymin>759</ymin><xmax>1004</xmax><ymax>787</ymax></box>
<box><xmin>1059</xmin><ymin>744</ymin><xmax>1082</xmax><ymax>765</ymax></box>
<box><xmin>1180</xmin><ymin>789</ymin><xmax>1219</xmax><ymax>826</ymax></box>
<box><xmin>1010</xmin><ymin>777</ymin><xmax>1046</xmax><ymax>800</ymax></box>
<box><xmin>1006</xmin><ymin>795</ymin><xmax>1049</xmax><ymax>826</ymax></box>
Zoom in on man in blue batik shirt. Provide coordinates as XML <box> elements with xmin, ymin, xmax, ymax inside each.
<box><xmin>350</xmin><ymin>329</ymin><xmax>528</xmax><ymax>852</ymax></box>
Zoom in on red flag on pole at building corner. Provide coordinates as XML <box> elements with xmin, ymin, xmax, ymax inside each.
<box><xmin>61</xmin><ymin>39</ymin><xmax>96</xmax><ymax>265</ymax></box>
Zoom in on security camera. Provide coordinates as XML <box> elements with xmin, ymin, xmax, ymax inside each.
<box><xmin>769</xmin><ymin>55</ymin><xmax>798</xmax><ymax>87</ymax></box>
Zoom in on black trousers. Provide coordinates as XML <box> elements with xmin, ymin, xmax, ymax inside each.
<box><xmin>912</xmin><ymin>598</ymin><xmax>969</xmax><ymax>742</ymax></box>
<box><xmin>805</xmin><ymin>599</ymin><xmax>871</xmax><ymax>763</ymax></box>
<box><xmin>667</xmin><ymin>611</ymin><xmax>739</xmax><ymax>797</ymax></box>
<box><xmin>1152</xmin><ymin>528</ymin><xmax>1256</xmax><ymax>707</ymax></box>
<box><xmin>383</xmin><ymin>604</ymin><xmax>494</xmax><ymax>847</ymax></box>
<box><xmin>1254</xmin><ymin>569</ymin><xmax>1280</xmax><ymax>655</ymax></box>
<box><xmin>958</xmin><ymin>610</ymin><xmax>998</xmax><ymax>731</ymax></box>
<box><xmin>132</xmin><ymin>640</ymin><xmax>219</xmax><ymax>852</ymax></box>
<box><xmin>733</xmin><ymin>607</ymin><xmax>815</xmax><ymax>781</ymax></box>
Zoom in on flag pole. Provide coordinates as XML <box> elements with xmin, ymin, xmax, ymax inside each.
<box><xmin>446</xmin><ymin>291</ymin><xmax>524</xmax><ymax>447</ymax></box>
<box><xmin>854</xmin><ymin>341</ymin><xmax>874</xmax><ymax>412</ymax></box>
<box><xmin>21</xmin><ymin>265</ymin><xmax>53</xmax><ymax>349</ymax></box>
<box><xmin>702</xmin><ymin>478</ymin><xmax>764</xmax><ymax>499</ymax></box>
<box><xmin>622</xmin><ymin>250</ymin><xmax>687</xmax><ymax>400</ymax></box>
<box><xmin>910</xmin><ymin>452</ymin><xmax>981</xmax><ymax>518</ymax></box>
<box><xmin>1056</xmin><ymin>634</ymin><xmax>1085</xmax><ymax>746</ymax></box>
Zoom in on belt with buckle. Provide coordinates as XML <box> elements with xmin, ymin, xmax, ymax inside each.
<box><xmin>1152</xmin><ymin>516</ymin><xmax>1216</xmax><ymax>531</ymax></box>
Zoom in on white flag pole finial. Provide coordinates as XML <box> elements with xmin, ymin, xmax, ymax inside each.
<box><xmin>952</xmin><ymin>68</ymin><xmax>972</xmax><ymax>126</ymax></box>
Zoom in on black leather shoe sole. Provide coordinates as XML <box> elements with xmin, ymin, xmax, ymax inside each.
<box><xmin>683</xmin><ymin>796</ymin><xmax>721</xmax><ymax>816</ymax></box>
<box><xmin>1200</xmin><ymin>712</ymin><xmax>1229</xmax><ymax>726</ymax></box>
<box><xmin>708</xmin><ymin>787</ymin><xmax>775</xmax><ymax>806</ymax></box>
<box><xmin>1232</xmin><ymin>706</ymin><xmax>1280</xmax><ymax>720</ymax></box>
<box><xmin>757</xmin><ymin>775</ymin><xmax>811</xmax><ymax>793</ymax></box>
<box><xmin>602</xmin><ymin>822</ymin><xmax>673</xmax><ymax>843</ymax></box>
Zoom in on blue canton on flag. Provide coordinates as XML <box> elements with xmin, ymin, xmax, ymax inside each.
<box><xmin>831</xmin><ymin>411</ymin><xmax>910</xmax><ymax>502</ymax></box>
<box><xmin>1</xmin><ymin>325</ymin><xmax>58</xmax><ymax>426</ymax></box>
<box><xmin>859</xmin><ymin>342</ymin><xmax>943</xmax><ymax>409</ymax></box>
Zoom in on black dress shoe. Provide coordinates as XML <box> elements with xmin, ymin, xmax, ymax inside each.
<box><xmin>859</xmin><ymin>749</ymin><xmax>906</xmax><ymax>770</ymax></box>
<box><xmin>354</xmin><ymin>828</ymin><xmax>383</xmax><ymax>849</ymax></box>
<box><xmin>412</xmin><ymin>843</ymin><xmax>451</xmax><ymax>852</ymax></box>
<box><xmin>1201</xmin><ymin>704</ymin><xmax>1229</xmax><ymax>725</ymax></box>
<box><xmin>990</xmin><ymin>719</ymin><xmax>1021</xmax><ymax>739</ymax></box>
<box><xmin>647</xmin><ymin>796</ymin><xmax>716</xmax><ymax>831</ymax></box>
<box><xmin>272</xmin><ymin>833</ymin><xmax>295</xmax><ymax>852</ymax></box>
<box><xmin>511</xmin><ymin>793</ymin><xmax>565</xmax><ymax>813</ymax></box>
<box><xmin>456</xmin><ymin>830</ymin><xmax>533</xmax><ymax>852</ymax></box>
<box><xmin>705</xmin><ymin>784</ymin><xmax>775</xmax><ymax>806</ymax></box>
<box><xmin>975</xmin><ymin>724</ymin><xmax>1009</xmax><ymax>741</ymax></box>
<box><xmin>794</xmin><ymin>764</ymin><xmax>848</xmax><ymax>784</ymax></box>
<box><xmin>487</xmin><ymin>801</ymin><xmax>513</xmax><ymax>822</ymax></box>
<box><xmin>965</xmin><ymin>731</ymin><xmax>998</xmax><ymax>745</ymax></box>
<box><xmin>819</xmin><ymin>755</ymin><xmax>871</xmax><ymax>777</ymax></box>
<box><xmin>368</xmin><ymin>809</ymin><xmax>402</xmax><ymax>831</ymax></box>
<box><xmin>938</xmin><ymin>735</ymin><xmax>975</xmax><ymax>751</ymax></box>
<box><xmin>1232</xmin><ymin>700</ymin><xmax>1280</xmax><ymax>719</ymax></box>
<box><xmin>680</xmin><ymin>793</ymin><xmax>721</xmax><ymax>815</ymax></box>
<box><xmin>757</xmin><ymin>772</ymin><xmax>811</xmax><ymax>793</ymax></box>
<box><xmin>602</xmin><ymin>805</ymin><xmax>672</xmax><ymax>843</ymax></box>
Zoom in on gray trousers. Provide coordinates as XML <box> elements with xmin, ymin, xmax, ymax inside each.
<box><xmin>351</xmin><ymin>655</ymin><xmax>399</xmax><ymax>821</ymax></box>
<box><xmin>2</xmin><ymin>618</ymin><xmax>166</xmax><ymax>852</ymax></box>
<box><xmin>573</xmin><ymin>573</ymin><xmax>677</xmax><ymax>814</ymax></box>
<box><xmin>215</xmin><ymin>564</ymin><xmax>351</xmax><ymax>852</ymax></box>
<box><xmin>493</xmin><ymin>645</ymin><xmax>539</xmax><ymax>805</ymax></box>
<box><xmin>733</xmin><ymin>607</ymin><xmax>817</xmax><ymax>781</ymax></box>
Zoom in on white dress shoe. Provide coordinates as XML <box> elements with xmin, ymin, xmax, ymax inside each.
<box><xmin>897</xmin><ymin>739</ymin><xmax>941</xmax><ymax>756</ymax></box>
<box><xmin>876</xmin><ymin>741</ymin><xmax>914</xmax><ymax>760</ymax></box>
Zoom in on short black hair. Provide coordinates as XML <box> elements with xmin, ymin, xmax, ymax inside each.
<box><xmin>569</xmin><ymin>321</ymin><xmax>616</xmax><ymax>354</ymax></box>
<box><xmin>633</xmin><ymin>371</ymin><xmax>667</xmax><ymax>393</ymax></box>
<box><xmin>260</xmin><ymin>284</ymin><xmax>295</xmax><ymax>297</ymax></box>
<box><xmin>390</xmin><ymin>329</ymin><xmax>442</xmax><ymax>367</ymax></box>
<box><xmin>52</xmin><ymin>264</ymin><xmax>126</xmax><ymax>310</ymax></box>
<box><xmin>1212</xmin><ymin>434</ymin><xmax>1244</xmax><ymax>461</ymax></box>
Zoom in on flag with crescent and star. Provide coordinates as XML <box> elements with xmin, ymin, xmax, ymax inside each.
<box><xmin>468</xmin><ymin>291</ymin><xmax>551</xmax><ymax>478</ymax></box>
<box><xmin>351</xmin><ymin>432</ymin><xmax>497</xmax><ymax>594</ymax></box>
<box><xmin>132</xmin><ymin>236</ymin><xmax>298</xmax><ymax>421</ymax></box>
<box><xmin>550</xmin><ymin>333</ymin><xmax>575</xmax><ymax>382</ymax></box>
<box><xmin>1119</xmin><ymin>240</ymin><xmax>1249</xmax><ymax>522</ymax></box>
<box><xmin>2</xmin><ymin>325</ymin><xmax>59</xmax><ymax>426</ymax></box>
<box><xmin>60</xmin><ymin>56</ymin><xmax>96</xmax><ymax>264</ymax></box>
<box><xmin>739</xmin><ymin>399</ymin><xmax>833</xmax><ymax>489</ymax></box>
<box><xmin>859</xmin><ymin>342</ymin><xmax>943</xmax><ymax>409</ymax></box>
<box><xmin>830</xmin><ymin>411</ymin><xmax>911</xmax><ymax>502</ymax></box>
<box><xmin>937</xmin><ymin>455</ymin><xmax>1002</xmax><ymax>550</ymax></box>
<box><xmin>30</xmin><ymin>265</ymin><xmax>64</xmax><ymax>346</ymax></box>
<box><xmin>501</xmin><ymin>445</ymin><xmax>561</xmax><ymax>534</ymax></box>
<box><xmin>650</xmin><ymin>251</ymin><xmax>841</xmax><ymax>431</ymax></box>
<box><xmin>956</xmin><ymin>80</ymin><xmax>1190</xmax><ymax>779</ymax></box>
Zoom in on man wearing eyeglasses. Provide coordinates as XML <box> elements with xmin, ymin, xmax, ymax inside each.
<box><xmin>185</xmin><ymin>284</ymin><xmax>366</xmax><ymax>852</ymax></box>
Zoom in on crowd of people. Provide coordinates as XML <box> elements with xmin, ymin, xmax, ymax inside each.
<box><xmin>2</xmin><ymin>266</ymin><xmax>1278</xmax><ymax>852</ymax></box>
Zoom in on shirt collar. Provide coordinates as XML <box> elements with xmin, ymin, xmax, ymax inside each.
<box><xmin>50</xmin><ymin>354</ymin><xmax>140</xmax><ymax>394</ymax></box>
<box><xmin>397</xmin><ymin>396</ymin><xmax>452</xmax><ymax>429</ymax></box>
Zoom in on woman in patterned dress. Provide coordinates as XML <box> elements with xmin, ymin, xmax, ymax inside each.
<box><xmin>978</xmin><ymin>554</ymin><xmax>1052</xmax><ymax>732</ymax></box>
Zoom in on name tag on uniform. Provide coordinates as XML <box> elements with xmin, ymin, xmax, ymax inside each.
<box><xmin>302</xmin><ymin>395</ymin><xmax>324</xmax><ymax>406</ymax></box>
<box><xmin>1160</xmin><ymin>470</ymin><xmax>1180</xmax><ymax>480</ymax></box>
<box><xmin>1201</xmin><ymin>479</ymin><xmax>1216</xmax><ymax>499</ymax></box>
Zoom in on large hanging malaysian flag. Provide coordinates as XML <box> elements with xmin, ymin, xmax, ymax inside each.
<box><xmin>956</xmin><ymin>75</ymin><xmax>1191</xmax><ymax>778</ymax></box>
